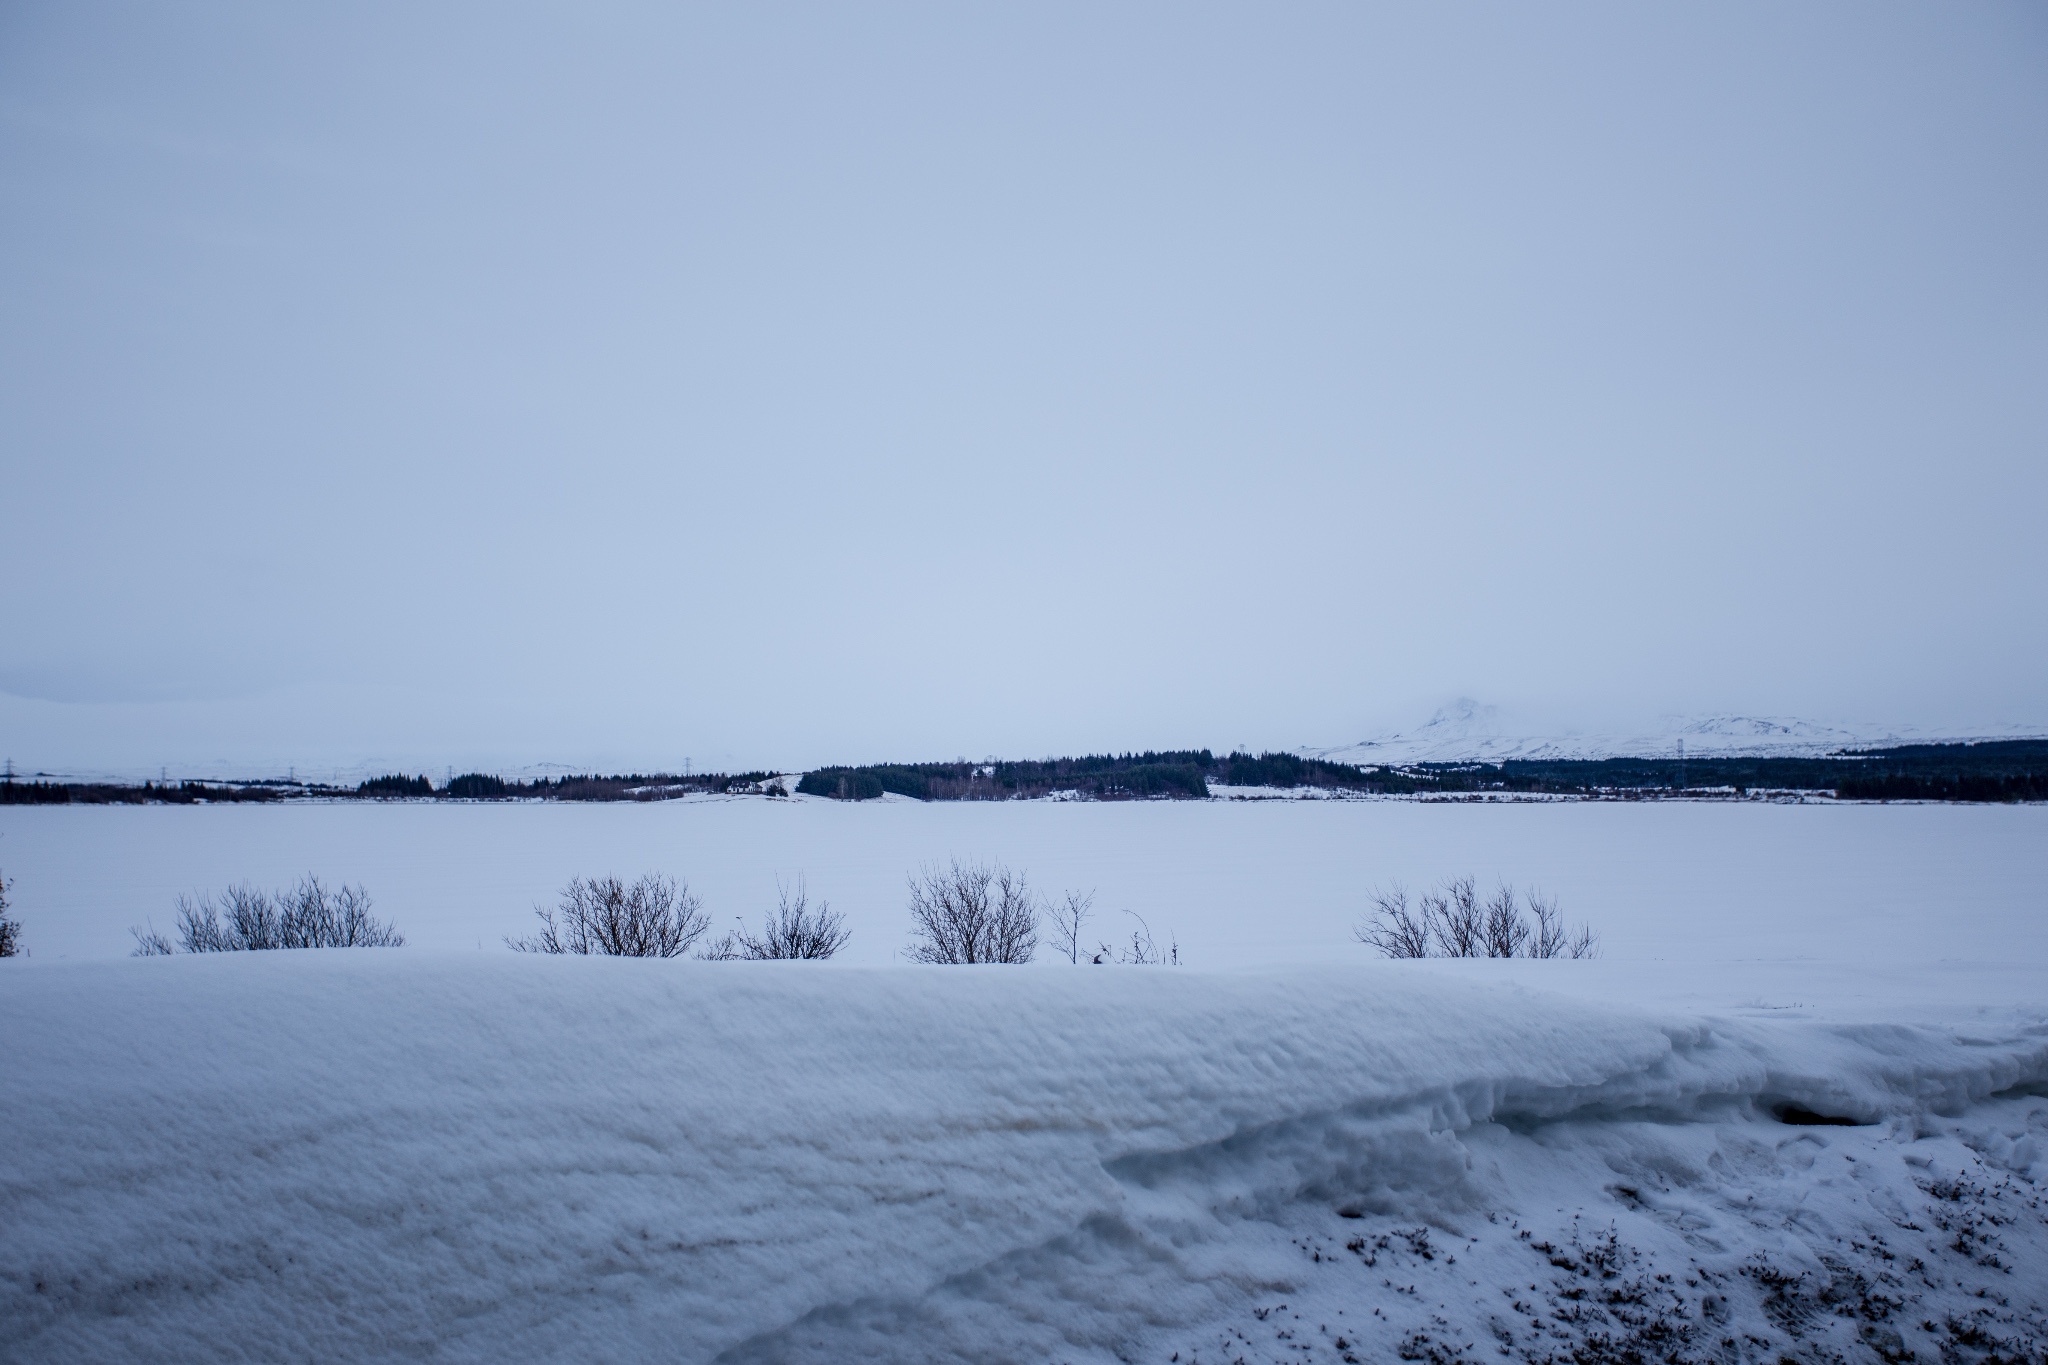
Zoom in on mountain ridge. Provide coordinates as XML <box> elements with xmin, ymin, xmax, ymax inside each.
<box><xmin>1305</xmin><ymin>698</ymin><xmax>2047</xmax><ymax>767</ymax></box>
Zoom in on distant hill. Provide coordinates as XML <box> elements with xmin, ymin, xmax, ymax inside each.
<box><xmin>1306</xmin><ymin>698</ymin><xmax>2046</xmax><ymax>766</ymax></box>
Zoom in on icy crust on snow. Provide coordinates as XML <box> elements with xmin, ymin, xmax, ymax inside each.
<box><xmin>1</xmin><ymin>956</ymin><xmax>2045</xmax><ymax>1364</ymax></box>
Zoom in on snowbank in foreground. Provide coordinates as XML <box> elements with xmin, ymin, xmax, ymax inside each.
<box><xmin>3</xmin><ymin>955</ymin><xmax>2045</xmax><ymax>1363</ymax></box>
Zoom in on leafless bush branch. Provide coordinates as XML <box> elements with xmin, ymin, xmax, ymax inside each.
<box><xmin>0</xmin><ymin>870</ymin><xmax>21</xmax><ymax>958</ymax></box>
<box><xmin>1525</xmin><ymin>889</ymin><xmax>1598</xmax><ymax>959</ymax></box>
<box><xmin>508</xmin><ymin>874</ymin><xmax>708</xmax><ymax>956</ymax></box>
<box><xmin>1482</xmin><ymin>883</ymin><xmax>1530</xmax><ymax>958</ymax></box>
<box><xmin>278</xmin><ymin>877</ymin><xmax>402</xmax><ymax>947</ymax></box>
<box><xmin>1426</xmin><ymin>876</ymin><xmax>1484</xmax><ymax>957</ymax></box>
<box><xmin>1046</xmin><ymin>889</ymin><xmax>1095</xmax><ymax>964</ymax></box>
<box><xmin>1354</xmin><ymin>883</ymin><xmax>1432</xmax><ymax>958</ymax></box>
<box><xmin>144</xmin><ymin>876</ymin><xmax>402</xmax><ymax>952</ymax></box>
<box><xmin>704</xmin><ymin>877</ymin><xmax>851</xmax><ymax>959</ymax></box>
<box><xmin>1568</xmin><ymin>924</ymin><xmax>1597</xmax><ymax>959</ymax></box>
<box><xmin>176</xmin><ymin>886</ymin><xmax>264</xmax><ymax>950</ymax></box>
<box><xmin>905</xmin><ymin>858</ymin><xmax>1038</xmax><ymax>964</ymax></box>
<box><xmin>1358</xmin><ymin>877</ymin><xmax>1598</xmax><ymax>960</ymax></box>
<box><xmin>130</xmin><ymin>922</ymin><xmax>174</xmax><ymax>957</ymax></box>
<box><xmin>1110</xmin><ymin>910</ymin><xmax>1180</xmax><ymax>965</ymax></box>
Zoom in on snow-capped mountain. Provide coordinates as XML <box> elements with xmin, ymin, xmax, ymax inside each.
<box><xmin>1306</xmin><ymin>698</ymin><xmax>2044</xmax><ymax>766</ymax></box>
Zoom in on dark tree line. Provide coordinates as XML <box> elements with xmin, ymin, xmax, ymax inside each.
<box><xmin>0</xmin><ymin>770</ymin><xmax>777</xmax><ymax>805</ymax></box>
<box><xmin>0</xmin><ymin>780</ymin><xmax>70</xmax><ymax>805</ymax></box>
<box><xmin>1833</xmin><ymin>770</ymin><xmax>2048</xmax><ymax>802</ymax></box>
<box><xmin>797</xmin><ymin>754</ymin><xmax>1213</xmax><ymax>801</ymax></box>
<box><xmin>798</xmin><ymin>740</ymin><xmax>2048</xmax><ymax>803</ymax></box>
<box><xmin>796</xmin><ymin>750</ymin><xmax>1391</xmax><ymax>802</ymax></box>
<box><xmin>1473</xmin><ymin>740</ymin><xmax>2048</xmax><ymax>800</ymax></box>
<box><xmin>11</xmin><ymin>740</ymin><xmax>2045</xmax><ymax>806</ymax></box>
<box><xmin>0</xmin><ymin>779</ymin><xmax>282</xmax><ymax>805</ymax></box>
<box><xmin>392</xmin><ymin>771</ymin><xmax>780</xmax><ymax>801</ymax></box>
<box><xmin>359</xmin><ymin>774</ymin><xmax>434</xmax><ymax>797</ymax></box>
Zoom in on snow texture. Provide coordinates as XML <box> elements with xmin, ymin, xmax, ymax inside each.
<box><xmin>3</xmin><ymin>954</ymin><xmax>2046</xmax><ymax>1364</ymax></box>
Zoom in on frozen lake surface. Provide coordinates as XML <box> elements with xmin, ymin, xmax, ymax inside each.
<box><xmin>3</xmin><ymin>796</ymin><xmax>2043</xmax><ymax>991</ymax></box>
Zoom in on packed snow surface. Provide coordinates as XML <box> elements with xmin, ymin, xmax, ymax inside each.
<box><xmin>4</xmin><ymin>954</ymin><xmax>2046</xmax><ymax>1364</ymax></box>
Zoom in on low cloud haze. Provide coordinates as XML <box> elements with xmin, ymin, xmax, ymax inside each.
<box><xmin>3</xmin><ymin>2</ymin><xmax>2044</xmax><ymax>775</ymax></box>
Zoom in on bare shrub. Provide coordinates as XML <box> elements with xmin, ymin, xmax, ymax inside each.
<box><xmin>704</xmin><ymin>878</ymin><xmax>850</xmax><ymax>959</ymax></box>
<box><xmin>278</xmin><ymin>878</ymin><xmax>388</xmax><ymax>946</ymax></box>
<box><xmin>1424</xmin><ymin>876</ymin><xmax>1484</xmax><ymax>957</ymax></box>
<box><xmin>508</xmin><ymin>874</ymin><xmax>709</xmax><ymax>957</ymax></box>
<box><xmin>222</xmin><ymin>884</ymin><xmax>278</xmax><ymax>948</ymax></box>
<box><xmin>1047</xmin><ymin>890</ymin><xmax>1179</xmax><ymax>965</ymax></box>
<box><xmin>1046</xmin><ymin>889</ymin><xmax>1096</xmax><ymax>964</ymax></box>
<box><xmin>1356</xmin><ymin>878</ymin><xmax>1597</xmax><ymax>960</ymax></box>
<box><xmin>0</xmin><ymin>869</ymin><xmax>21</xmax><ymax>958</ymax></box>
<box><xmin>905</xmin><ymin>858</ymin><xmax>1038</xmax><ymax>964</ymax></box>
<box><xmin>1525</xmin><ymin>889</ymin><xmax>1597</xmax><ymax>959</ymax></box>
<box><xmin>1481</xmin><ymin>883</ymin><xmax>1529</xmax><ymax>958</ymax></box>
<box><xmin>1354</xmin><ymin>884</ymin><xmax>1431</xmax><ymax>958</ymax></box>
<box><xmin>173</xmin><ymin>888</ymin><xmax>252</xmax><ymax>951</ymax></box>
<box><xmin>138</xmin><ymin>876</ymin><xmax>402</xmax><ymax>953</ymax></box>
<box><xmin>1104</xmin><ymin>910</ymin><xmax>1180</xmax><ymax>965</ymax></box>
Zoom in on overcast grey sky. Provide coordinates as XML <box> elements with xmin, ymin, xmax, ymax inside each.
<box><xmin>2</xmin><ymin>2</ymin><xmax>2044</xmax><ymax>776</ymax></box>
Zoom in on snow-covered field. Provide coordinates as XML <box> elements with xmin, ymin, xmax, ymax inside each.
<box><xmin>3</xmin><ymin>800</ymin><xmax>2045</xmax><ymax>1363</ymax></box>
<box><xmin>3</xmin><ymin>798</ymin><xmax>2044</xmax><ymax>974</ymax></box>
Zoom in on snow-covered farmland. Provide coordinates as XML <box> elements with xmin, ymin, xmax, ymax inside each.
<box><xmin>2</xmin><ymin>800</ymin><xmax>2045</xmax><ymax>1363</ymax></box>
